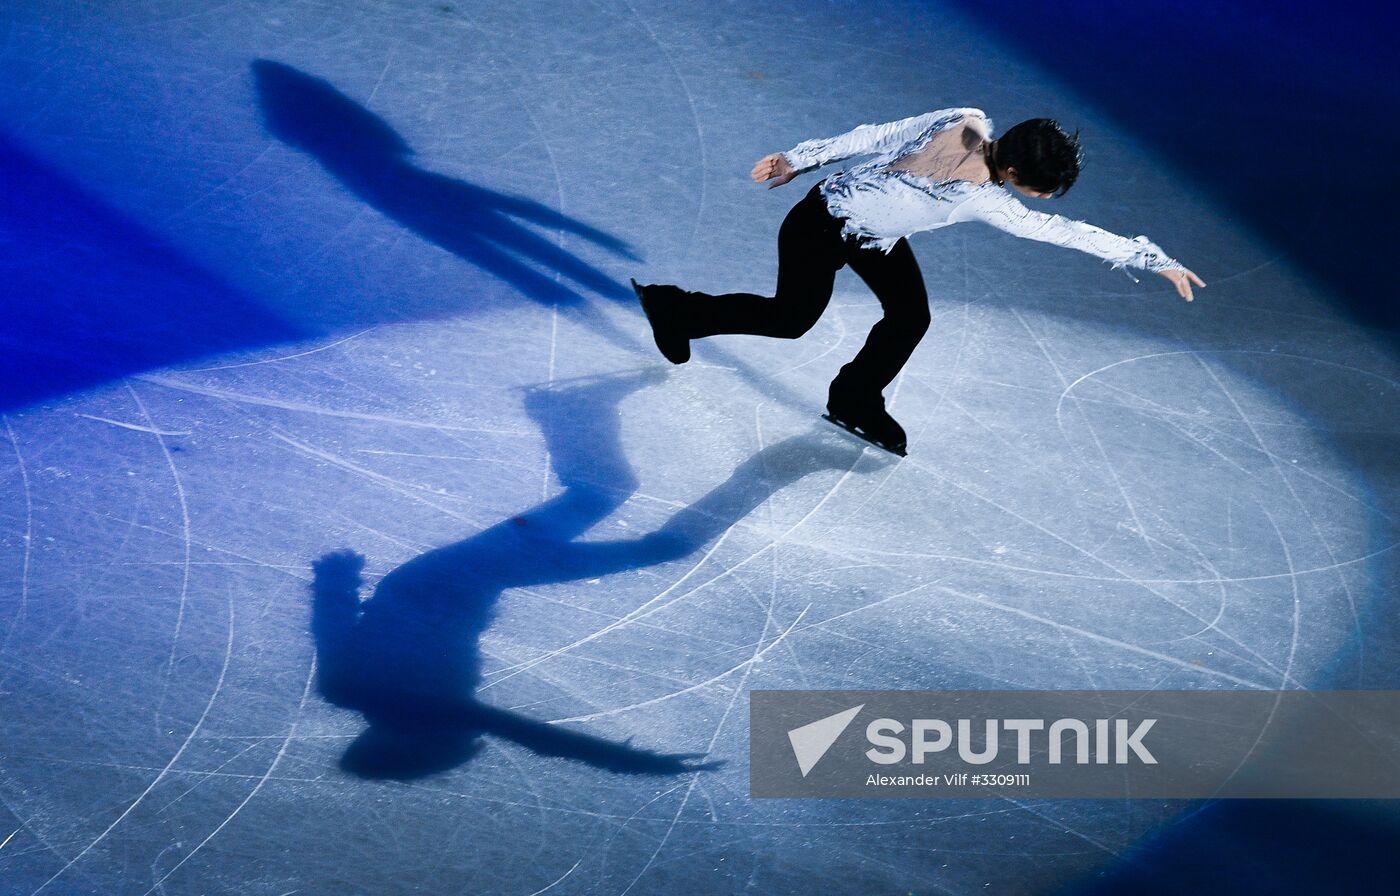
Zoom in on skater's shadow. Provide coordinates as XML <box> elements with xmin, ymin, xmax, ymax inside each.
<box><xmin>250</xmin><ymin>60</ymin><xmax>836</xmax><ymax>415</ymax></box>
<box><xmin>253</xmin><ymin>60</ymin><xmax>637</xmax><ymax>309</ymax></box>
<box><xmin>310</xmin><ymin>370</ymin><xmax>871</xmax><ymax>779</ymax></box>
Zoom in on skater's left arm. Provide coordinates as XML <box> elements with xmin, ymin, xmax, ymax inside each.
<box><xmin>952</xmin><ymin>190</ymin><xmax>1206</xmax><ymax>300</ymax></box>
<box><xmin>1156</xmin><ymin>267</ymin><xmax>1206</xmax><ymax>301</ymax></box>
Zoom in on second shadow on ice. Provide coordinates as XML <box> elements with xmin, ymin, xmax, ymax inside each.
<box><xmin>310</xmin><ymin>370</ymin><xmax>872</xmax><ymax>779</ymax></box>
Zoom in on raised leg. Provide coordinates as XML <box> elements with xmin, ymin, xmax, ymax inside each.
<box><xmin>636</xmin><ymin>184</ymin><xmax>847</xmax><ymax>360</ymax></box>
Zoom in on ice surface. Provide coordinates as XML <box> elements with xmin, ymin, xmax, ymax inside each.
<box><xmin>1</xmin><ymin>1</ymin><xmax>1398</xmax><ymax>894</ymax></box>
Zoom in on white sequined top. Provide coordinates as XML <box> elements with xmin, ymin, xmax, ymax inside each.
<box><xmin>781</xmin><ymin>107</ymin><xmax>1181</xmax><ymax>276</ymax></box>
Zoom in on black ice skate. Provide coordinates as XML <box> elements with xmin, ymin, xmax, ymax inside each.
<box><xmin>631</xmin><ymin>279</ymin><xmax>691</xmax><ymax>365</ymax></box>
<box><xmin>823</xmin><ymin>385</ymin><xmax>908</xmax><ymax>457</ymax></box>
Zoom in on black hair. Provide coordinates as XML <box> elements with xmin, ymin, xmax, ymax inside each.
<box><xmin>994</xmin><ymin>118</ymin><xmax>1082</xmax><ymax>197</ymax></box>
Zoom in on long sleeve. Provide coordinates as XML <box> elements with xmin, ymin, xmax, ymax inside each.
<box><xmin>951</xmin><ymin>187</ymin><xmax>1182</xmax><ymax>275</ymax></box>
<box><xmin>782</xmin><ymin>107</ymin><xmax>982</xmax><ymax>173</ymax></box>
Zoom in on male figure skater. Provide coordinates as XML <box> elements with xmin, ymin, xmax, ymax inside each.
<box><xmin>633</xmin><ymin>108</ymin><xmax>1205</xmax><ymax>455</ymax></box>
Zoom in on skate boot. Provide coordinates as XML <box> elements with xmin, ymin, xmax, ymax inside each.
<box><xmin>631</xmin><ymin>279</ymin><xmax>691</xmax><ymax>364</ymax></box>
<box><xmin>823</xmin><ymin>380</ymin><xmax>908</xmax><ymax>456</ymax></box>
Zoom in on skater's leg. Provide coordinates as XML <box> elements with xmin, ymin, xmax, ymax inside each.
<box><xmin>834</xmin><ymin>238</ymin><xmax>930</xmax><ymax>395</ymax></box>
<box><xmin>820</xmin><ymin>238</ymin><xmax>928</xmax><ymax>454</ymax></box>
<box><xmin>646</xmin><ymin>184</ymin><xmax>847</xmax><ymax>343</ymax></box>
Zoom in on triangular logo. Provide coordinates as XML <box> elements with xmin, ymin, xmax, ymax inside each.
<box><xmin>788</xmin><ymin>704</ymin><xmax>864</xmax><ymax>777</ymax></box>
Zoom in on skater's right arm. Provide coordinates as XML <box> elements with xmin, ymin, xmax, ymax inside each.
<box><xmin>751</xmin><ymin>153</ymin><xmax>800</xmax><ymax>189</ymax></box>
<box><xmin>775</xmin><ymin>108</ymin><xmax>982</xmax><ymax>176</ymax></box>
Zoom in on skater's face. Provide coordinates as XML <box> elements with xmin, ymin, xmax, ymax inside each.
<box><xmin>1004</xmin><ymin>168</ymin><xmax>1055</xmax><ymax>200</ymax></box>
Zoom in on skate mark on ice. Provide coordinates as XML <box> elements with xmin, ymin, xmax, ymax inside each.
<box><xmin>74</xmin><ymin>413</ymin><xmax>191</xmax><ymax>437</ymax></box>
<box><xmin>141</xmin><ymin>374</ymin><xmax>526</xmax><ymax>435</ymax></box>
<box><xmin>832</xmin><ymin>540</ymin><xmax>1395</xmax><ymax>587</ymax></box>
<box><xmin>1013</xmin><ymin>309</ymin><xmax>1157</xmax><ymax>558</ymax></box>
<box><xmin>942</xmin><ymin>587</ymin><xmax>1271</xmax><ymax>689</ymax></box>
<box><xmin>1191</xmin><ymin>356</ymin><xmax>1309</xmax><ymax>688</ymax></box>
<box><xmin>174</xmin><ymin>328</ymin><xmax>376</xmax><ymax>373</ymax></box>
<box><xmin>0</xmin><ymin>417</ymin><xmax>33</xmax><ymax>668</ymax></box>
<box><xmin>29</xmin><ymin>574</ymin><xmax>234</xmax><ymax>896</ymax></box>
<box><xmin>620</xmin><ymin>0</ymin><xmax>707</xmax><ymax>260</ymax></box>
<box><xmin>125</xmin><ymin>385</ymin><xmax>194</xmax><ymax>714</ymax></box>
<box><xmin>549</xmin><ymin>606</ymin><xmax>808</xmax><ymax>724</ymax></box>
<box><xmin>271</xmin><ymin>431</ymin><xmax>488</xmax><ymax>526</ymax></box>
<box><xmin>902</xmin><ymin>457</ymin><xmax>1309</xmax><ymax>686</ymax></box>
<box><xmin>139</xmin><ymin>655</ymin><xmax>318</xmax><ymax>896</ymax></box>
<box><xmin>617</xmin><ymin>615</ymin><xmax>756</xmax><ymax>896</ymax></box>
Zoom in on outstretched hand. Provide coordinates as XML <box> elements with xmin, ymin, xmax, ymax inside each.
<box><xmin>1158</xmin><ymin>266</ymin><xmax>1206</xmax><ymax>302</ymax></box>
<box><xmin>751</xmin><ymin>152</ymin><xmax>798</xmax><ymax>189</ymax></box>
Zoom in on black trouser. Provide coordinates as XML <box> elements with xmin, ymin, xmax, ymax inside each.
<box><xmin>674</xmin><ymin>182</ymin><xmax>930</xmax><ymax>399</ymax></box>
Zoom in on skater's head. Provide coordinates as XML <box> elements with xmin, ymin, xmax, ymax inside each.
<box><xmin>992</xmin><ymin>119</ymin><xmax>1082</xmax><ymax>199</ymax></box>
<box><xmin>341</xmin><ymin>719</ymin><xmax>485</xmax><ymax>780</ymax></box>
<box><xmin>252</xmin><ymin>59</ymin><xmax>410</xmax><ymax>163</ymax></box>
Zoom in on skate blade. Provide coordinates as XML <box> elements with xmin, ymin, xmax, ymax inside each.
<box><xmin>821</xmin><ymin>414</ymin><xmax>907</xmax><ymax>457</ymax></box>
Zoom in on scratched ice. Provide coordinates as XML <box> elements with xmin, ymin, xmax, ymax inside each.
<box><xmin>1</xmin><ymin>1</ymin><xmax>1398</xmax><ymax>894</ymax></box>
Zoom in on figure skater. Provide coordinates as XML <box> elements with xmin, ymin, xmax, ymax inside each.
<box><xmin>632</xmin><ymin>108</ymin><xmax>1205</xmax><ymax>455</ymax></box>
